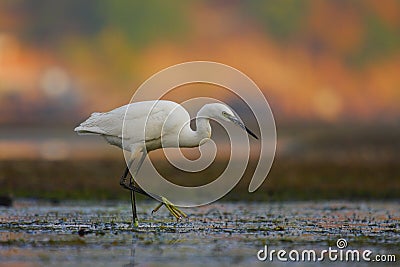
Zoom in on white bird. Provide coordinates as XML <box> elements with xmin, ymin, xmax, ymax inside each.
<box><xmin>74</xmin><ymin>100</ymin><xmax>258</xmax><ymax>226</ymax></box>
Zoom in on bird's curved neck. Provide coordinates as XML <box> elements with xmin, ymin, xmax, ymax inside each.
<box><xmin>195</xmin><ymin>116</ymin><xmax>211</xmax><ymax>139</ymax></box>
<box><xmin>180</xmin><ymin>114</ymin><xmax>211</xmax><ymax>147</ymax></box>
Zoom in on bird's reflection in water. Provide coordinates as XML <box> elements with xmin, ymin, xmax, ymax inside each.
<box><xmin>123</xmin><ymin>233</ymin><xmax>138</xmax><ymax>267</ymax></box>
<box><xmin>123</xmin><ymin>231</ymin><xmax>183</xmax><ymax>266</ymax></box>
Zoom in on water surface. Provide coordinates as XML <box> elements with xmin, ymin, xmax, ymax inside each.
<box><xmin>0</xmin><ymin>200</ymin><xmax>398</xmax><ymax>266</ymax></box>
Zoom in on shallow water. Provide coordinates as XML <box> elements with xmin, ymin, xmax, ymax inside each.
<box><xmin>0</xmin><ymin>200</ymin><xmax>399</xmax><ymax>266</ymax></box>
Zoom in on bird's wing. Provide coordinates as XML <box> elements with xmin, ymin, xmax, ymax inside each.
<box><xmin>74</xmin><ymin>101</ymin><xmax>182</xmax><ymax>143</ymax></box>
<box><xmin>122</xmin><ymin>101</ymin><xmax>185</xmax><ymax>143</ymax></box>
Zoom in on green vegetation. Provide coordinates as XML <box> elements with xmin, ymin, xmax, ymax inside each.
<box><xmin>2</xmin><ymin>0</ymin><xmax>188</xmax><ymax>47</ymax></box>
<box><xmin>352</xmin><ymin>14</ymin><xmax>400</xmax><ymax>65</ymax></box>
<box><xmin>245</xmin><ymin>0</ymin><xmax>309</xmax><ymax>40</ymax></box>
<box><xmin>2</xmin><ymin>0</ymin><xmax>399</xmax><ymax>65</ymax></box>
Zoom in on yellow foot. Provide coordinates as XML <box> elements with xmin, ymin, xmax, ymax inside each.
<box><xmin>151</xmin><ymin>197</ymin><xmax>188</xmax><ymax>221</ymax></box>
<box><xmin>151</xmin><ymin>202</ymin><xmax>163</xmax><ymax>214</ymax></box>
<box><xmin>133</xmin><ymin>218</ymin><xmax>139</xmax><ymax>227</ymax></box>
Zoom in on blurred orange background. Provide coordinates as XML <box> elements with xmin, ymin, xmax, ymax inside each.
<box><xmin>0</xmin><ymin>0</ymin><xmax>399</xmax><ymax>160</ymax></box>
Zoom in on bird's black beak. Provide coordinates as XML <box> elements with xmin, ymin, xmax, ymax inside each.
<box><xmin>244</xmin><ymin>125</ymin><xmax>259</xmax><ymax>140</ymax></box>
<box><xmin>226</xmin><ymin>115</ymin><xmax>259</xmax><ymax>140</ymax></box>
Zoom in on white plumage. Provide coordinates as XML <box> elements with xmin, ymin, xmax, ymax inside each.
<box><xmin>74</xmin><ymin>100</ymin><xmax>257</xmax><ymax>225</ymax></box>
<box><xmin>74</xmin><ymin>100</ymin><xmax>248</xmax><ymax>152</ymax></box>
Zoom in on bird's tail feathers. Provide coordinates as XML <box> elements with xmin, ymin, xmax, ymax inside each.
<box><xmin>74</xmin><ymin>126</ymin><xmax>103</xmax><ymax>135</ymax></box>
<box><xmin>74</xmin><ymin>112</ymin><xmax>107</xmax><ymax>135</ymax></box>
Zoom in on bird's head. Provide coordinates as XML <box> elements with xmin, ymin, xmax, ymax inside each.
<box><xmin>201</xmin><ymin>103</ymin><xmax>258</xmax><ymax>140</ymax></box>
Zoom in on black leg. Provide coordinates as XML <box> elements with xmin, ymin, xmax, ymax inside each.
<box><xmin>120</xmin><ymin>166</ymin><xmax>139</xmax><ymax>226</ymax></box>
<box><xmin>122</xmin><ymin>180</ymin><xmax>163</xmax><ymax>203</ymax></box>
<box><xmin>120</xmin><ymin>167</ymin><xmax>156</xmax><ymax>199</ymax></box>
<box><xmin>129</xmin><ymin>170</ymin><xmax>138</xmax><ymax>227</ymax></box>
<box><xmin>121</xmin><ymin>149</ymin><xmax>149</xmax><ymax>227</ymax></box>
<box><xmin>130</xmin><ymin>186</ymin><xmax>138</xmax><ymax>227</ymax></box>
<box><xmin>119</xmin><ymin>166</ymin><xmax>130</xmax><ymax>188</ymax></box>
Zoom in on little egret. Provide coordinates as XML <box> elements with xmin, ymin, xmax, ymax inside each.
<box><xmin>74</xmin><ymin>100</ymin><xmax>258</xmax><ymax>226</ymax></box>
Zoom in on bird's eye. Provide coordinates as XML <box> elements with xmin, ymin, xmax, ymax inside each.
<box><xmin>222</xmin><ymin>111</ymin><xmax>228</xmax><ymax>117</ymax></box>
